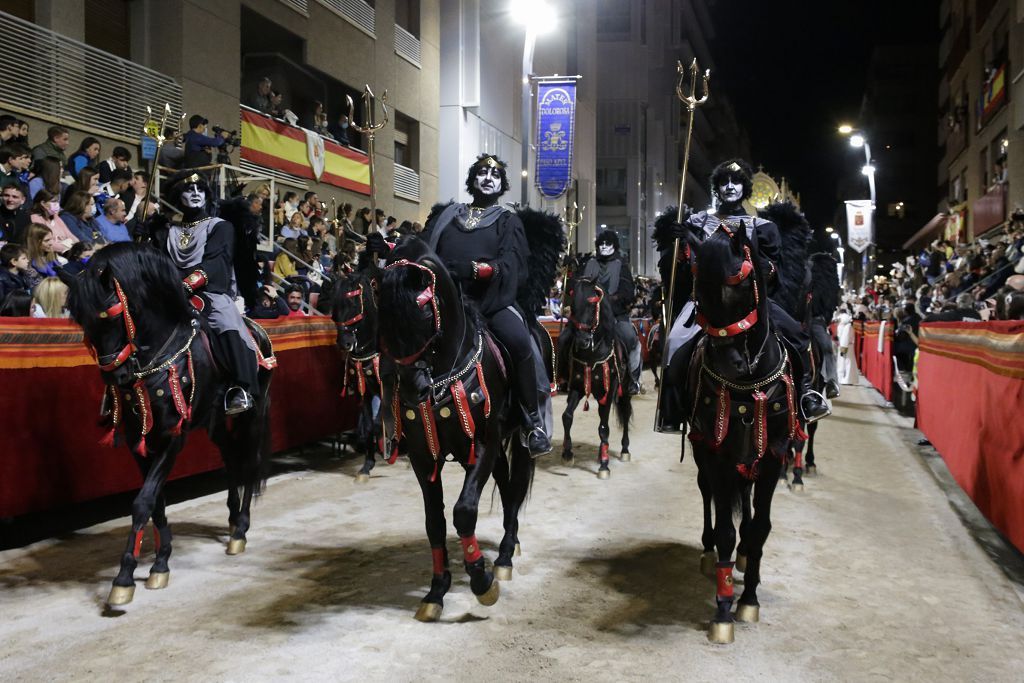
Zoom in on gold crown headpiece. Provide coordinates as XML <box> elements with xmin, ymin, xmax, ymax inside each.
<box><xmin>477</xmin><ymin>154</ymin><xmax>505</xmax><ymax>170</ymax></box>
<box><xmin>727</xmin><ymin>162</ymin><xmax>741</xmax><ymax>172</ymax></box>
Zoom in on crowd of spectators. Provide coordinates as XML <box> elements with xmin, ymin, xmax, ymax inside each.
<box><xmin>246</xmin><ymin>77</ymin><xmax>353</xmax><ymax>147</ymax></box>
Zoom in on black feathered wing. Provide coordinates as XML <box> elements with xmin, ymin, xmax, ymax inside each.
<box><xmin>515</xmin><ymin>206</ymin><xmax>566</xmax><ymax>316</ymax></box>
<box><xmin>758</xmin><ymin>201</ymin><xmax>810</xmax><ymax>318</ymax></box>
<box><xmin>218</xmin><ymin>196</ymin><xmax>262</xmax><ymax>308</ymax></box>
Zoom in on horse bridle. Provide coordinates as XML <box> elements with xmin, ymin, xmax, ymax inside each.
<box><xmin>569</xmin><ymin>283</ymin><xmax>604</xmax><ymax>333</ymax></box>
<box><xmin>336</xmin><ymin>281</ymin><xmax>376</xmax><ymax>355</ymax></box>
<box><xmin>694</xmin><ymin>242</ymin><xmax>760</xmax><ymax>339</ymax></box>
<box><xmin>382</xmin><ymin>259</ymin><xmax>442</xmax><ymax>366</ymax></box>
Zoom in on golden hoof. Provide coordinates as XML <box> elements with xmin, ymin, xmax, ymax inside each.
<box><xmin>144</xmin><ymin>572</ymin><xmax>169</xmax><ymax>590</ymax></box>
<box><xmin>476</xmin><ymin>580</ymin><xmax>500</xmax><ymax>607</ymax></box>
<box><xmin>735</xmin><ymin>553</ymin><xmax>747</xmax><ymax>573</ymax></box>
<box><xmin>228</xmin><ymin>524</ymin><xmax>236</xmax><ymax>536</ymax></box>
<box><xmin>735</xmin><ymin>603</ymin><xmax>760</xmax><ymax>623</ymax></box>
<box><xmin>226</xmin><ymin>538</ymin><xmax>247</xmax><ymax>555</ymax></box>
<box><xmin>494</xmin><ymin>565</ymin><xmax>513</xmax><ymax>582</ymax></box>
<box><xmin>700</xmin><ymin>551</ymin><xmax>717</xmax><ymax>577</ymax></box>
<box><xmin>514</xmin><ymin>543</ymin><xmax>522</xmax><ymax>557</ymax></box>
<box><xmin>107</xmin><ymin>584</ymin><xmax>135</xmax><ymax>606</ymax></box>
<box><xmin>597</xmin><ymin>469</ymin><xmax>610</xmax><ymax>480</ymax></box>
<box><xmin>354</xmin><ymin>473</ymin><xmax>370</xmax><ymax>484</ymax></box>
<box><xmin>806</xmin><ymin>464</ymin><xmax>817</xmax><ymax>476</ymax></box>
<box><xmin>790</xmin><ymin>482</ymin><xmax>804</xmax><ymax>493</ymax></box>
<box><xmin>620</xmin><ymin>451</ymin><xmax>631</xmax><ymax>462</ymax></box>
<box><xmin>708</xmin><ymin>621</ymin><xmax>735</xmax><ymax>644</ymax></box>
<box><xmin>414</xmin><ymin>602</ymin><xmax>442</xmax><ymax>622</ymax></box>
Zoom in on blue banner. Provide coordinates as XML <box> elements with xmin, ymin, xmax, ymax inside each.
<box><xmin>535</xmin><ymin>80</ymin><xmax>577</xmax><ymax>199</ymax></box>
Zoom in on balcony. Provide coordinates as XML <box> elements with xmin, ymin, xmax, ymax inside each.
<box><xmin>277</xmin><ymin>0</ymin><xmax>310</xmax><ymax>16</ymax></box>
<box><xmin>394</xmin><ymin>24</ymin><xmax>421</xmax><ymax>67</ymax></box>
<box><xmin>394</xmin><ymin>162</ymin><xmax>420</xmax><ymax>201</ymax></box>
<box><xmin>318</xmin><ymin>0</ymin><xmax>375</xmax><ymax>38</ymax></box>
<box><xmin>973</xmin><ymin>184</ymin><xmax>1006</xmax><ymax>236</ymax></box>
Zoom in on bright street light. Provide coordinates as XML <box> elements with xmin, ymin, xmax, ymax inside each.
<box><xmin>862</xmin><ymin>163</ymin><xmax>875</xmax><ymax>176</ymax></box>
<box><xmin>837</xmin><ymin>124</ymin><xmax>854</xmax><ymax>135</ymax></box>
<box><xmin>849</xmin><ymin>133</ymin><xmax>865</xmax><ymax>148</ymax></box>
<box><xmin>825</xmin><ymin>226</ymin><xmax>834</xmax><ymax>233</ymax></box>
<box><xmin>510</xmin><ymin>0</ymin><xmax>557</xmax><ymax>32</ymax></box>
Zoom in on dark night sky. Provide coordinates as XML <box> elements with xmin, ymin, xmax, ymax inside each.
<box><xmin>708</xmin><ymin>0</ymin><xmax>939</xmax><ymax>227</ymax></box>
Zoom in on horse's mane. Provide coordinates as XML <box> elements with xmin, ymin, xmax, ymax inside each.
<box><xmin>68</xmin><ymin>243</ymin><xmax>193</xmax><ymax>329</ymax></box>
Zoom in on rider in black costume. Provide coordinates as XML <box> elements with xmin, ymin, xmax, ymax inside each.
<box><xmin>398</xmin><ymin>154</ymin><xmax>552</xmax><ymax>457</ymax></box>
<box><xmin>662</xmin><ymin>159</ymin><xmax>831</xmax><ymax>423</ymax></box>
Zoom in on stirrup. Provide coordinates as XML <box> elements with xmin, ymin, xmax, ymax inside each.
<box><xmin>224</xmin><ymin>387</ymin><xmax>254</xmax><ymax>415</ymax></box>
<box><xmin>800</xmin><ymin>389</ymin><xmax>831</xmax><ymax>423</ymax></box>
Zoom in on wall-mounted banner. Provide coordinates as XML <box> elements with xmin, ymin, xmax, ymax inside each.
<box><xmin>844</xmin><ymin>199</ymin><xmax>873</xmax><ymax>253</ymax></box>
<box><xmin>535</xmin><ymin>80</ymin><xmax>577</xmax><ymax>199</ymax></box>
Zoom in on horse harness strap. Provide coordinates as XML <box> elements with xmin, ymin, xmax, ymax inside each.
<box><xmin>570</xmin><ymin>345</ymin><xmax>619</xmax><ymax>411</ymax></box>
<box><xmin>342</xmin><ymin>351</ymin><xmax>380</xmax><ymax>399</ymax></box>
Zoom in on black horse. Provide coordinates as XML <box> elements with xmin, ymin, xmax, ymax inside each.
<box><xmin>559</xmin><ymin>276</ymin><xmax>632</xmax><ymax>478</ymax></box>
<box><xmin>684</xmin><ymin>224</ymin><xmax>802</xmax><ymax>644</ymax></box>
<box><xmin>332</xmin><ymin>266</ymin><xmax>385</xmax><ymax>482</ymax></box>
<box><xmin>377</xmin><ymin>237</ymin><xmax>536</xmax><ymax>622</ymax></box>
<box><xmin>65</xmin><ymin>243</ymin><xmax>273</xmax><ymax>607</ymax></box>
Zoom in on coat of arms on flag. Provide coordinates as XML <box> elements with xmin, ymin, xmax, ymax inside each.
<box><xmin>305</xmin><ymin>128</ymin><xmax>325</xmax><ymax>181</ymax></box>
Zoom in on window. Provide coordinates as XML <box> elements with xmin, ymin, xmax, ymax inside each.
<box><xmin>596</xmin><ymin>166</ymin><xmax>627</xmax><ymax>206</ymax></box>
<box><xmin>394</xmin><ymin>0</ymin><xmax>420</xmax><ymax>38</ymax></box>
<box><xmin>393</xmin><ymin>112</ymin><xmax>418</xmax><ymax>171</ymax></box>
<box><xmin>596</xmin><ymin>0</ymin><xmax>630</xmax><ymax>36</ymax></box>
<box><xmin>85</xmin><ymin>0</ymin><xmax>130</xmax><ymax>59</ymax></box>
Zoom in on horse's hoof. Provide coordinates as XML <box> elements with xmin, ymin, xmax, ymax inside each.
<box><xmin>708</xmin><ymin>621</ymin><xmax>735</xmax><ymax>644</ymax></box>
<box><xmin>226</xmin><ymin>538</ymin><xmax>247</xmax><ymax>555</ymax></box>
<box><xmin>597</xmin><ymin>468</ymin><xmax>610</xmax><ymax>480</ymax></box>
<box><xmin>806</xmin><ymin>464</ymin><xmax>817</xmax><ymax>476</ymax></box>
<box><xmin>228</xmin><ymin>524</ymin><xmax>236</xmax><ymax>536</ymax></box>
<box><xmin>476</xmin><ymin>580</ymin><xmax>500</xmax><ymax>607</ymax></box>
<box><xmin>620</xmin><ymin>451</ymin><xmax>631</xmax><ymax>462</ymax></box>
<box><xmin>414</xmin><ymin>601</ymin><xmax>442</xmax><ymax>622</ymax></box>
<box><xmin>514</xmin><ymin>543</ymin><xmax>522</xmax><ymax>557</ymax></box>
<box><xmin>735</xmin><ymin>603</ymin><xmax>759</xmax><ymax>623</ymax></box>
<box><xmin>561</xmin><ymin>453</ymin><xmax>574</xmax><ymax>466</ymax></box>
<box><xmin>144</xmin><ymin>572</ymin><xmax>169</xmax><ymax>590</ymax></box>
<box><xmin>107</xmin><ymin>584</ymin><xmax>135</xmax><ymax>606</ymax></box>
<box><xmin>790</xmin><ymin>482</ymin><xmax>804</xmax><ymax>493</ymax></box>
<box><xmin>355</xmin><ymin>472</ymin><xmax>370</xmax><ymax>484</ymax></box>
<box><xmin>494</xmin><ymin>565</ymin><xmax>513</xmax><ymax>582</ymax></box>
<box><xmin>700</xmin><ymin>551</ymin><xmax>717</xmax><ymax>577</ymax></box>
<box><xmin>735</xmin><ymin>553</ymin><xmax>747</xmax><ymax>573</ymax></box>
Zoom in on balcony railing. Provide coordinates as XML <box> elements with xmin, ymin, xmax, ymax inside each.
<box><xmin>394</xmin><ymin>24</ymin><xmax>421</xmax><ymax>67</ymax></box>
<box><xmin>394</xmin><ymin>163</ymin><xmax>420</xmax><ymax>201</ymax></box>
<box><xmin>0</xmin><ymin>11</ymin><xmax>182</xmax><ymax>143</ymax></box>
<box><xmin>318</xmin><ymin>0</ymin><xmax>375</xmax><ymax>38</ymax></box>
<box><xmin>278</xmin><ymin>0</ymin><xmax>310</xmax><ymax>16</ymax></box>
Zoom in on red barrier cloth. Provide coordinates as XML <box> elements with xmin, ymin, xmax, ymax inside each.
<box><xmin>856</xmin><ymin>321</ymin><xmax>893</xmax><ymax>401</ymax></box>
<box><xmin>0</xmin><ymin>317</ymin><xmax>357</xmax><ymax>518</ymax></box>
<box><xmin>917</xmin><ymin>321</ymin><xmax>1024</xmax><ymax>552</ymax></box>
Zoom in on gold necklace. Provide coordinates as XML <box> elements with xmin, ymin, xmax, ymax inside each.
<box><xmin>179</xmin><ymin>219</ymin><xmax>204</xmax><ymax>248</ymax></box>
<box><xmin>465</xmin><ymin>206</ymin><xmax>486</xmax><ymax>230</ymax></box>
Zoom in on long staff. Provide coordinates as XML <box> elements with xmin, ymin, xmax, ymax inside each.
<box><xmin>347</xmin><ymin>86</ymin><xmax>389</xmax><ymax>232</ymax></box>
<box><xmin>653</xmin><ymin>58</ymin><xmax>710</xmax><ymax>432</ymax></box>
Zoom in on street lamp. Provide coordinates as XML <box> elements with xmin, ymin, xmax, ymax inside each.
<box><xmin>838</xmin><ymin>124</ymin><xmax>877</xmax><ymax>280</ymax></box>
<box><xmin>511</xmin><ymin>0</ymin><xmax>557</xmax><ymax>205</ymax></box>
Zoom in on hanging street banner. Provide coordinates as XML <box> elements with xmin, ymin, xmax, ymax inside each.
<box><xmin>535</xmin><ymin>80</ymin><xmax>577</xmax><ymax>199</ymax></box>
<box><xmin>844</xmin><ymin>199</ymin><xmax>873</xmax><ymax>253</ymax></box>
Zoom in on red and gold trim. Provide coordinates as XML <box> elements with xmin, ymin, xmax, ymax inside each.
<box><xmin>181</xmin><ymin>269</ymin><xmax>208</xmax><ymax>295</ymax></box>
<box><xmin>460</xmin><ymin>535</ymin><xmax>483</xmax><ymax>563</ymax></box>
<box><xmin>716</xmin><ymin>562</ymin><xmax>734</xmax><ymax>599</ymax></box>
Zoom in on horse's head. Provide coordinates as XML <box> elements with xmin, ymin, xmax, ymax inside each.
<box><xmin>692</xmin><ymin>222</ymin><xmax>766</xmax><ymax>377</ymax></box>
<box><xmin>379</xmin><ymin>257</ymin><xmax>442</xmax><ymax>366</ymax></box>
<box><xmin>66</xmin><ymin>243</ymin><xmax>193</xmax><ymax>386</ymax></box>
<box><xmin>567</xmin><ymin>277</ymin><xmax>605</xmax><ymax>350</ymax></box>
<box><xmin>331</xmin><ymin>268</ymin><xmax>378</xmax><ymax>353</ymax></box>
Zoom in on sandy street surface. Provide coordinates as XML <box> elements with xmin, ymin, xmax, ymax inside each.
<box><xmin>1</xmin><ymin>378</ymin><xmax>1023</xmax><ymax>682</ymax></box>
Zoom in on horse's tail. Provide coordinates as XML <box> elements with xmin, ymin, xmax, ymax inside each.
<box><xmin>613</xmin><ymin>382</ymin><xmax>632</xmax><ymax>430</ymax></box>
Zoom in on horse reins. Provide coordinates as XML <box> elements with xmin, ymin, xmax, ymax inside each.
<box><xmin>382</xmin><ymin>259</ymin><xmax>442</xmax><ymax>366</ymax></box>
<box><xmin>569</xmin><ymin>284</ymin><xmax>604</xmax><ymax>333</ymax></box>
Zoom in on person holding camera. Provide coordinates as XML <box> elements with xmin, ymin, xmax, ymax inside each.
<box><xmin>182</xmin><ymin>114</ymin><xmax>231</xmax><ymax>168</ymax></box>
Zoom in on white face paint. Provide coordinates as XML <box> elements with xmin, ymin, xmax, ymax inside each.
<box><xmin>718</xmin><ymin>178</ymin><xmax>744</xmax><ymax>204</ymax></box>
<box><xmin>181</xmin><ymin>184</ymin><xmax>206</xmax><ymax>210</ymax></box>
<box><xmin>473</xmin><ymin>166</ymin><xmax>502</xmax><ymax>196</ymax></box>
<box><xmin>597</xmin><ymin>244</ymin><xmax>615</xmax><ymax>257</ymax></box>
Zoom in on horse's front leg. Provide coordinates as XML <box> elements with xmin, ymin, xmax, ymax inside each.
<box><xmin>561</xmin><ymin>388</ymin><xmax>581</xmax><ymax>465</ymax></box>
<box><xmin>790</xmin><ymin>441</ymin><xmax>805</xmax><ymax>492</ymax></box>
<box><xmin>736</xmin><ymin>480</ymin><xmax>753</xmax><ymax>573</ymax></box>
<box><xmin>596</xmin><ymin>397</ymin><xmax>611</xmax><ymax>479</ymax></box>
<box><xmin>409</xmin><ymin>446</ymin><xmax>450</xmax><ymax>622</ymax></box>
<box><xmin>806</xmin><ymin>420</ymin><xmax>818</xmax><ymax>473</ymax></box>
<box><xmin>452</xmin><ymin>439</ymin><xmax>499</xmax><ymax>607</ymax></box>
<box><xmin>356</xmin><ymin>396</ymin><xmax>378</xmax><ymax>482</ymax></box>
<box><xmin>694</xmin><ymin>450</ymin><xmax>716</xmax><ymax>576</ymax></box>
<box><xmin>108</xmin><ymin>438</ymin><xmax>178</xmax><ymax>606</ymax></box>
<box><xmin>708</xmin><ymin>469</ymin><xmax>738</xmax><ymax>644</ymax></box>
<box><xmin>145</xmin><ymin>493</ymin><xmax>172</xmax><ymax>591</ymax></box>
<box><xmin>618</xmin><ymin>385</ymin><xmax>632</xmax><ymax>462</ymax></box>
<box><xmin>737</xmin><ymin>455</ymin><xmax>783</xmax><ymax>625</ymax></box>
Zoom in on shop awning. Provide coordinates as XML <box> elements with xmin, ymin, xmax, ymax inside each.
<box><xmin>902</xmin><ymin>213</ymin><xmax>948</xmax><ymax>251</ymax></box>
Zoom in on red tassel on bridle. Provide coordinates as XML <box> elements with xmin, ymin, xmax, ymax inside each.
<box><xmin>451</xmin><ymin>379</ymin><xmax>477</xmax><ymax>465</ymax></box>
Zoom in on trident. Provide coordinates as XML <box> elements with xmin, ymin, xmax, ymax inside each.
<box><xmin>138</xmin><ymin>104</ymin><xmax>185</xmax><ymax>232</ymax></box>
<box><xmin>347</xmin><ymin>85</ymin><xmax>389</xmax><ymax>233</ymax></box>
<box><xmin>653</xmin><ymin>58</ymin><xmax>710</xmax><ymax>432</ymax></box>
<box><xmin>557</xmin><ymin>201</ymin><xmax>583</xmax><ymax>336</ymax></box>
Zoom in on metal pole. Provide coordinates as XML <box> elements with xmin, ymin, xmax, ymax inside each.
<box><xmin>349</xmin><ymin>86</ymin><xmax>389</xmax><ymax>234</ymax></box>
<box><xmin>521</xmin><ymin>27</ymin><xmax>536</xmax><ymax>206</ymax></box>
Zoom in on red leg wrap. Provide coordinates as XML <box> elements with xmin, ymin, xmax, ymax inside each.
<box><xmin>431</xmin><ymin>547</ymin><xmax>446</xmax><ymax>575</ymax></box>
<box><xmin>716</xmin><ymin>562</ymin><xmax>734</xmax><ymax>599</ymax></box>
<box><xmin>460</xmin><ymin>535</ymin><xmax>483</xmax><ymax>563</ymax></box>
<box><xmin>132</xmin><ymin>529</ymin><xmax>144</xmax><ymax>558</ymax></box>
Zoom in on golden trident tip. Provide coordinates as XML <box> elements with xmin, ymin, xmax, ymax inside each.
<box><xmin>675</xmin><ymin>59</ymin><xmax>711</xmax><ymax>111</ymax></box>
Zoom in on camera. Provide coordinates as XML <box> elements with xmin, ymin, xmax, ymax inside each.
<box><xmin>212</xmin><ymin>126</ymin><xmax>241</xmax><ymax>147</ymax></box>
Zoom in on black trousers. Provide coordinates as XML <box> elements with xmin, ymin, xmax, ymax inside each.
<box><xmin>210</xmin><ymin>330</ymin><xmax>259</xmax><ymax>393</ymax></box>
<box><xmin>770</xmin><ymin>301</ymin><xmax>812</xmax><ymax>385</ymax></box>
<box><xmin>487</xmin><ymin>307</ymin><xmax>540</xmax><ymax>413</ymax></box>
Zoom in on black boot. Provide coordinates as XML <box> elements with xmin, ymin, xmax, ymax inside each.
<box><xmin>800</xmin><ymin>375</ymin><xmax>830</xmax><ymax>423</ymax></box>
<box><xmin>225</xmin><ymin>386</ymin><xmax>254</xmax><ymax>415</ymax></box>
<box><xmin>514</xmin><ymin>359</ymin><xmax>551</xmax><ymax>458</ymax></box>
<box><xmin>824</xmin><ymin>379</ymin><xmax>840</xmax><ymax>399</ymax></box>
